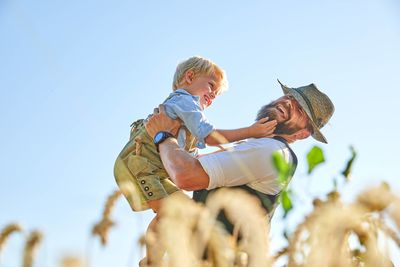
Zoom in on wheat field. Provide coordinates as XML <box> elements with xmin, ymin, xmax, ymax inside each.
<box><xmin>1</xmin><ymin>146</ymin><xmax>400</xmax><ymax>267</ymax></box>
<box><xmin>1</xmin><ymin>182</ymin><xmax>399</xmax><ymax>267</ymax></box>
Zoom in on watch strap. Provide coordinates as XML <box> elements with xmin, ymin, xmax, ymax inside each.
<box><xmin>154</xmin><ymin>131</ymin><xmax>174</xmax><ymax>152</ymax></box>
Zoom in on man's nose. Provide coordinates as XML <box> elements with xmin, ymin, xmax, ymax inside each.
<box><xmin>209</xmin><ymin>92</ymin><xmax>215</xmax><ymax>99</ymax></box>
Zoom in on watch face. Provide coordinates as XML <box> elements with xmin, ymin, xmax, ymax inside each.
<box><xmin>154</xmin><ymin>132</ymin><xmax>165</xmax><ymax>144</ymax></box>
<box><xmin>154</xmin><ymin>131</ymin><xmax>173</xmax><ymax>150</ymax></box>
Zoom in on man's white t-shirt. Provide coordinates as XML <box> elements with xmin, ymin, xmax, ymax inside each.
<box><xmin>198</xmin><ymin>138</ymin><xmax>294</xmax><ymax>195</ymax></box>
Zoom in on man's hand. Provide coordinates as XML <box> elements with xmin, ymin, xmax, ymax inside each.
<box><xmin>248</xmin><ymin>117</ymin><xmax>277</xmax><ymax>138</ymax></box>
<box><xmin>144</xmin><ymin>105</ymin><xmax>181</xmax><ymax>139</ymax></box>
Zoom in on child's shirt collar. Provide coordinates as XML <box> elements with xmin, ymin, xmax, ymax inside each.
<box><xmin>174</xmin><ymin>88</ymin><xmax>201</xmax><ymax>102</ymax></box>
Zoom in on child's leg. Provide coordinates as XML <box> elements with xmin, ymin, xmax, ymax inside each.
<box><xmin>142</xmin><ymin>199</ymin><xmax>163</xmax><ymax>266</ymax></box>
<box><xmin>148</xmin><ymin>199</ymin><xmax>163</xmax><ymax>213</ymax></box>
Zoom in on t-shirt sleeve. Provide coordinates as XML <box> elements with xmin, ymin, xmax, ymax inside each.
<box><xmin>164</xmin><ymin>95</ymin><xmax>214</xmax><ymax>149</ymax></box>
<box><xmin>198</xmin><ymin>140</ymin><xmax>289</xmax><ymax>195</ymax></box>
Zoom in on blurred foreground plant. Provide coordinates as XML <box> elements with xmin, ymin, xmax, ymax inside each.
<box><xmin>22</xmin><ymin>230</ymin><xmax>43</xmax><ymax>267</ymax></box>
<box><xmin>0</xmin><ymin>223</ymin><xmax>23</xmax><ymax>255</ymax></box>
<box><xmin>136</xmin><ymin>145</ymin><xmax>398</xmax><ymax>267</ymax></box>
<box><xmin>92</xmin><ymin>189</ymin><xmax>121</xmax><ymax>246</ymax></box>
<box><xmin>142</xmin><ymin>183</ymin><xmax>399</xmax><ymax>267</ymax></box>
<box><xmin>282</xmin><ymin>184</ymin><xmax>398</xmax><ymax>267</ymax></box>
<box><xmin>153</xmin><ymin>189</ymin><xmax>271</xmax><ymax>267</ymax></box>
<box><xmin>2</xmin><ymin>145</ymin><xmax>397</xmax><ymax>267</ymax></box>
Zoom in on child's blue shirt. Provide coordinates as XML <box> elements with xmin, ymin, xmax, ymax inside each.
<box><xmin>163</xmin><ymin>89</ymin><xmax>215</xmax><ymax>149</ymax></box>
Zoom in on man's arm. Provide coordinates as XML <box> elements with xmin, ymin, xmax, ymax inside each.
<box><xmin>158</xmin><ymin>138</ymin><xmax>210</xmax><ymax>190</ymax></box>
<box><xmin>144</xmin><ymin>105</ymin><xmax>210</xmax><ymax>191</ymax></box>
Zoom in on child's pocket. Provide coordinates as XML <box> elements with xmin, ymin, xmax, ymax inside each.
<box><xmin>127</xmin><ymin>155</ymin><xmax>158</xmax><ymax>176</ymax></box>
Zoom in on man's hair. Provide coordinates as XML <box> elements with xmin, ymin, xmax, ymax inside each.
<box><xmin>256</xmin><ymin>104</ymin><xmax>271</xmax><ymax>122</ymax></box>
<box><xmin>172</xmin><ymin>56</ymin><xmax>228</xmax><ymax>93</ymax></box>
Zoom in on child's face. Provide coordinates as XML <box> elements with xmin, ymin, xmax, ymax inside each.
<box><xmin>183</xmin><ymin>71</ymin><xmax>222</xmax><ymax>110</ymax></box>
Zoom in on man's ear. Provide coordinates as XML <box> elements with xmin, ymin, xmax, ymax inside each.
<box><xmin>184</xmin><ymin>70</ymin><xmax>195</xmax><ymax>84</ymax></box>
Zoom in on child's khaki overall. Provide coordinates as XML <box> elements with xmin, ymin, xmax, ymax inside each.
<box><xmin>114</xmin><ymin>119</ymin><xmax>197</xmax><ymax>211</ymax></box>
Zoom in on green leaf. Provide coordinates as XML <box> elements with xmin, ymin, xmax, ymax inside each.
<box><xmin>272</xmin><ymin>151</ymin><xmax>289</xmax><ymax>174</ymax></box>
<box><xmin>306</xmin><ymin>146</ymin><xmax>325</xmax><ymax>174</ymax></box>
<box><xmin>272</xmin><ymin>152</ymin><xmax>290</xmax><ymax>185</ymax></box>
<box><xmin>272</xmin><ymin>152</ymin><xmax>295</xmax><ymax>218</ymax></box>
<box><xmin>341</xmin><ymin>146</ymin><xmax>357</xmax><ymax>181</ymax></box>
<box><xmin>280</xmin><ymin>190</ymin><xmax>293</xmax><ymax>218</ymax></box>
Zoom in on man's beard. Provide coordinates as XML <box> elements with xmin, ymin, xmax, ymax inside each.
<box><xmin>257</xmin><ymin>103</ymin><xmax>299</xmax><ymax>135</ymax></box>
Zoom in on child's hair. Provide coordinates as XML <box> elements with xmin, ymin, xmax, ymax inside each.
<box><xmin>172</xmin><ymin>56</ymin><xmax>228</xmax><ymax>94</ymax></box>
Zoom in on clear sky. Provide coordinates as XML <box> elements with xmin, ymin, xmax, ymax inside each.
<box><xmin>1</xmin><ymin>1</ymin><xmax>400</xmax><ymax>266</ymax></box>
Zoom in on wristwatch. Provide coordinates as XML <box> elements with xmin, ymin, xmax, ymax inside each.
<box><xmin>153</xmin><ymin>131</ymin><xmax>174</xmax><ymax>152</ymax></box>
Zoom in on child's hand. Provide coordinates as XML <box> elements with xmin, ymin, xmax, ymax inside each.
<box><xmin>248</xmin><ymin>117</ymin><xmax>277</xmax><ymax>138</ymax></box>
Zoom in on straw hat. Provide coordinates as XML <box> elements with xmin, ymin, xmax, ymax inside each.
<box><xmin>277</xmin><ymin>79</ymin><xmax>335</xmax><ymax>143</ymax></box>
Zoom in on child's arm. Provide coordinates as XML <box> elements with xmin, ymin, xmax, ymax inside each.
<box><xmin>204</xmin><ymin>117</ymin><xmax>277</xmax><ymax>146</ymax></box>
<box><xmin>163</xmin><ymin>94</ymin><xmax>276</xmax><ymax>148</ymax></box>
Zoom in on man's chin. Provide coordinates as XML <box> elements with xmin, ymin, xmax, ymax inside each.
<box><xmin>274</xmin><ymin>125</ymin><xmax>298</xmax><ymax>135</ymax></box>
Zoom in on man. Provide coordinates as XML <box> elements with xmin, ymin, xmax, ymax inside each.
<box><xmin>144</xmin><ymin>80</ymin><xmax>334</xmax><ymax>227</ymax></box>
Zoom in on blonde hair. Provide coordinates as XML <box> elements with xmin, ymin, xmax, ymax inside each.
<box><xmin>172</xmin><ymin>56</ymin><xmax>228</xmax><ymax>94</ymax></box>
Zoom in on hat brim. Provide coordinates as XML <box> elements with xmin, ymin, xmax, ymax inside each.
<box><xmin>277</xmin><ymin>80</ymin><xmax>328</xmax><ymax>144</ymax></box>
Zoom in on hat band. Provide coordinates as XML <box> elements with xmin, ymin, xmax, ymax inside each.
<box><xmin>293</xmin><ymin>88</ymin><xmax>319</xmax><ymax>127</ymax></box>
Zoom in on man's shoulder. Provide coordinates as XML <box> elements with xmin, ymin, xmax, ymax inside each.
<box><xmin>238</xmin><ymin>137</ymin><xmax>288</xmax><ymax>148</ymax></box>
<box><xmin>230</xmin><ymin>137</ymin><xmax>291</xmax><ymax>156</ymax></box>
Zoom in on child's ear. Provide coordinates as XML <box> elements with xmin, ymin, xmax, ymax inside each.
<box><xmin>184</xmin><ymin>70</ymin><xmax>195</xmax><ymax>84</ymax></box>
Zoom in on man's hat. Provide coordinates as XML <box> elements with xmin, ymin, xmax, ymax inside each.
<box><xmin>277</xmin><ymin>79</ymin><xmax>335</xmax><ymax>143</ymax></box>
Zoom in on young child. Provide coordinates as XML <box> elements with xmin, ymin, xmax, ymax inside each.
<box><xmin>113</xmin><ymin>56</ymin><xmax>276</xmax><ymax>263</ymax></box>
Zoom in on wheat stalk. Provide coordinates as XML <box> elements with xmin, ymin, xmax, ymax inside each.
<box><xmin>92</xmin><ymin>189</ymin><xmax>121</xmax><ymax>246</ymax></box>
<box><xmin>0</xmin><ymin>223</ymin><xmax>23</xmax><ymax>254</ymax></box>
<box><xmin>374</xmin><ymin>217</ymin><xmax>400</xmax><ymax>247</ymax></box>
<box><xmin>285</xmin><ymin>192</ymin><xmax>343</xmax><ymax>266</ymax></box>
<box><xmin>285</xmin><ymin>186</ymin><xmax>398</xmax><ymax>267</ymax></box>
<box><xmin>356</xmin><ymin>182</ymin><xmax>395</xmax><ymax>211</ymax></box>
<box><xmin>107</xmin><ymin>184</ymin><xmax>400</xmax><ymax>266</ymax></box>
<box><xmin>22</xmin><ymin>230</ymin><xmax>43</xmax><ymax>267</ymax></box>
<box><xmin>389</xmin><ymin>198</ymin><xmax>400</xmax><ymax>230</ymax></box>
<box><xmin>157</xmin><ymin>189</ymin><xmax>272</xmax><ymax>267</ymax></box>
<box><xmin>157</xmin><ymin>193</ymin><xmax>216</xmax><ymax>267</ymax></box>
<box><xmin>123</xmin><ymin>183</ymin><xmax>400</xmax><ymax>266</ymax></box>
<box><xmin>205</xmin><ymin>188</ymin><xmax>271</xmax><ymax>267</ymax></box>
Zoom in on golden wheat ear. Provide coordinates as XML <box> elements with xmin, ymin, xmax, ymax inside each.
<box><xmin>91</xmin><ymin>189</ymin><xmax>121</xmax><ymax>246</ymax></box>
<box><xmin>59</xmin><ymin>255</ymin><xmax>86</xmax><ymax>267</ymax></box>
<box><xmin>283</xmin><ymin>185</ymin><xmax>399</xmax><ymax>267</ymax></box>
<box><xmin>155</xmin><ymin>189</ymin><xmax>272</xmax><ymax>267</ymax></box>
<box><xmin>205</xmin><ymin>188</ymin><xmax>271</xmax><ymax>267</ymax></box>
<box><xmin>0</xmin><ymin>223</ymin><xmax>23</xmax><ymax>254</ymax></box>
<box><xmin>22</xmin><ymin>230</ymin><xmax>43</xmax><ymax>267</ymax></box>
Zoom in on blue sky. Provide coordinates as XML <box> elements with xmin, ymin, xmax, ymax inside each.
<box><xmin>1</xmin><ymin>1</ymin><xmax>400</xmax><ymax>266</ymax></box>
